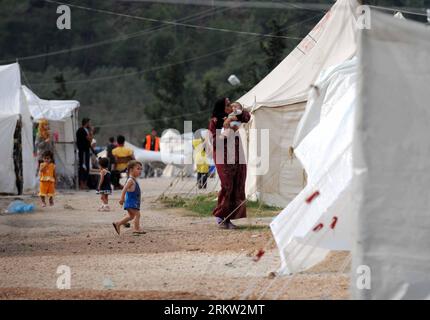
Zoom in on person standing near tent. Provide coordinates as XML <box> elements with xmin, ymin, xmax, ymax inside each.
<box><xmin>76</xmin><ymin>118</ymin><xmax>93</xmax><ymax>189</ymax></box>
<box><xmin>192</xmin><ymin>135</ymin><xmax>209</xmax><ymax>189</ymax></box>
<box><xmin>106</xmin><ymin>137</ymin><xmax>117</xmax><ymax>171</ymax></box>
<box><xmin>143</xmin><ymin>128</ymin><xmax>160</xmax><ymax>152</ymax></box>
<box><xmin>35</xmin><ymin>119</ymin><xmax>54</xmax><ymax>170</ymax></box>
<box><xmin>142</xmin><ymin>129</ymin><xmax>160</xmax><ymax>178</ymax></box>
<box><xmin>96</xmin><ymin>157</ymin><xmax>112</xmax><ymax>211</ymax></box>
<box><xmin>112</xmin><ymin>135</ymin><xmax>135</xmax><ymax>189</ymax></box>
<box><xmin>208</xmin><ymin>97</ymin><xmax>251</xmax><ymax>229</ymax></box>
<box><xmin>39</xmin><ymin>150</ymin><xmax>56</xmax><ymax>207</ymax></box>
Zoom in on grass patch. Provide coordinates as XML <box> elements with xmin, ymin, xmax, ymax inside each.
<box><xmin>238</xmin><ymin>225</ymin><xmax>270</xmax><ymax>231</ymax></box>
<box><xmin>159</xmin><ymin>193</ymin><xmax>282</xmax><ymax>218</ymax></box>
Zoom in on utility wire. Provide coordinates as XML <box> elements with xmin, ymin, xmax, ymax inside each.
<box><xmin>43</xmin><ymin>0</ymin><xmax>303</xmax><ymax>40</ymax></box>
<box><xmin>94</xmin><ymin>108</ymin><xmax>211</xmax><ymax>128</ymax></box>
<box><xmin>0</xmin><ymin>4</ymin><xmax>233</xmax><ymax>63</ymax></box>
<box><xmin>28</xmin><ymin>12</ymin><xmax>324</xmax><ymax>86</ymax></box>
<box><xmin>369</xmin><ymin>4</ymin><xmax>429</xmax><ymax>17</ymax></box>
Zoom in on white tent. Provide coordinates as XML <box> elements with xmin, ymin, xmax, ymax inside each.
<box><xmin>0</xmin><ymin>63</ymin><xmax>36</xmax><ymax>194</ymax></box>
<box><xmin>22</xmin><ymin>86</ymin><xmax>80</xmax><ymax>189</ymax></box>
<box><xmin>97</xmin><ymin>140</ymin><xmax>188</xmax><ymax>175</ymax></box>
<box><xmin>271</xmin><ymin>57</ymin><xmax>358</xmax><ymax>274</ymax></box>
<box><xmin>238</xmin><ymin>0</ymin><xmax>358</xmax><ymax>207</ymax></box>
<box><xmin>125</xmin><ymin>141</ymin><xmax>184</xmax><ymax>165</ymax></box>
<box><xmin>160</xmin><ymin>129</ymin><xmax>194</xmax><ymax>177</ymax></box>
<box><xmin>352</xmin><ymin>10</ymin><xmax>430</xmax><ymax>299</ymax></box>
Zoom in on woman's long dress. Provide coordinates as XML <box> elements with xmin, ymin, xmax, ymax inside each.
<box><xmin>208</xmin><ymin>111</ymin><xmax>251</xmax><ymax>220</ymax></box>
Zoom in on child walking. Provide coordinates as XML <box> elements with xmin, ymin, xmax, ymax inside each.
<box><xmin>39</xmin><ymin>150</ymin><xmax>56</xmax><ymax>207</ymax></box>
<box><xmin>96</xmin><ymin>157</ymin><xmax>112</xmax><ymax>211</ymax></box>
<box><xmin>112</xmin><ymin>160</ymin><xmax>145</xmax><ymax>235</ymax></box>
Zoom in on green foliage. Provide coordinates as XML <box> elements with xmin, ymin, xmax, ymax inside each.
<box><xmin>0</xmin><ymin>0</ymin><xmax>424</xmax><ymax>145</ymax></box>
<box><xmin>160</xmin><ymin>192</ymin><xmax>282</xmax><ymax>218</ymax></box>
<box><xmin>260</xmin><ymin>20</ymin><xmax>287</xmax><ymax>71</ymax></box>
<box><xmin>51</xmin><ymin>74</ymin><xmax>76</xmax><ymax>100</ymax></box>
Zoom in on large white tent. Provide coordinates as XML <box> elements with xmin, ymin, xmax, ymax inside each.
<box><xmin>0</xmin><ymin>62</ymin><xmax>82</xmax><ymax>193</ymax></box>
<box><xmin>0</xmin><ymin>63</ymin><xmax>36</xmax><ymax>194</ymax></box>
<box><xmin>352</xmin><ymin>10</ymin><xmax>430</xmax><ymax>300</ymax></box>
<box><xmin>22</xmin><ymin>85</ymin><xmax>80</xmax><ymax>189</ymax></box>
<box><xmin>271</xmin><ymin>57</ymin><xmax>358</xmax><ymax>274</ymax></box>
<box><xmin>238</xmin><ymin>0</ymin><xmax>358</xmax><ymax>207</ymax></box>
<box><xmin>269</xmin><ymin>8</ymin><xmax>430</xmax><ymax>300</ymax></box>
<box><xmin>160</xmin><ymin>129</ymin><xmax>195</xmax><ymax>177</ymax></box>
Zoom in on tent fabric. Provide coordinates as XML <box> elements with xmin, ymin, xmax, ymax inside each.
<box><xmin>271</xmin><ymin>58</ymin><xmax>358</xmax><ymax>274</ymax></box>
<box><xmin>160</xmin><ymin>130</ymin><xmax>194</xmax><ymax>176</ymax></box>
<box><xmin>238</xmin><ymin>0</ymin><xmax>359</xmax><ymax>207</ymax></box>
<box><xmin>0</xmin><ymin>63</ymin><xmax>36</xmax><ymax>194</ymax></box>
<box><xmin>22</xmin><ymin>85</ymin><xmax>79</xmax><ymax>121</ymax></box>
<box><xmin>20</xmin><ymin>86</ymin><xmax>37</xmax><ymax>192</ymax></box>
<box><xmin>243</xmin><ymin>104</ymin><xmax>306</xmax><ymax>207</ymax></box>
<box><xmin>23</xmin><ymin>85</ymin><xmax>80</xmax><ymax>189</ymax></box>
<box><xmin>0</xmin><ymin>63</ymin><xmax>21</xmax><ymax>194</ymax></box>
<box><xmin>0</xmin><ymin>114</ymin><xmax>19</xmax><ymax>193</ymax></box>
<box><xmin>239</xmin><ymin>0</ymin><xmax>358</xmax><ymax>110</ymax></box>
<box><xmin>0</xmin><ymin>64</ymin><xmax>21</xmax><ymax>115</ymax></box>
<box><xmin>0</xmin><ymin>63</ymin><xmax>81</xmax><ymax>193</ymax></box>
<box><xmin>352</xmin><ymin>11</ymin><xmax>430</xmax><ymax>299</ymax></box>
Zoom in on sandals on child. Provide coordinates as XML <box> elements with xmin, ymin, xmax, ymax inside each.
<box><xmin>112</xmin><ymin>223</ymin><xmax>120</xmax><ymax>235</ymax></box>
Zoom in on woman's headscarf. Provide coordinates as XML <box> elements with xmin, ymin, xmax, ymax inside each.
<box><xmin>212</xmin><ymin>97</ymin><xmax>229</xmax><ymax>129</ymax></box>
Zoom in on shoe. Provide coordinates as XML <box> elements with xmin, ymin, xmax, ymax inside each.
<box><xmin>216</xmin><ymin>217</ymin><xmax>228</xmax><ymax>229</ymax></box>
<box><xmin>112</xmin><ymin>222</ymin><xmax>120</xmax><ymax>235</ymax></box>
<box><xmin>227</xmin><ymin>221</ymin><xmax>238</xmax><ymax>229</ymax></box>
<box><xmin>218</xmin><ymin>222</ymin><xmax>229</xmax><ymax>229</ymax></box>
<box><xmin>124</xmin><ymin>223</ymin><xmax>131</xmax><ymax>228</ymax></box>
<box><xmin>103</xmin><ymin>205</ymin><xmax>111</xmax><ymax>212</ymax></box>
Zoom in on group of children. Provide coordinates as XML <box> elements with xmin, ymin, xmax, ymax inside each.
<box><xmin>37</xmin><ymin>101</ymin><xmax>245</xmax><ymax>231</ymax></box>
<box><xmin>38</xmin><ymin>150</ymin><xmax>145</xmax><ymax>235</ymax></box>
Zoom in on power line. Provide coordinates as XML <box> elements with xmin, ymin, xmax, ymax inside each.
<box><xmin>95</xmin><ymin>108</ymin><xmax>211</xmax><ymax>128</ymax></box>
<box><xmin>369</xmin><ymin>5</ymin><xmax>429</xmax><ymax>17</ymax></box>
<box><xmin>28</xmin><ymin>12</ymin><xmax>324</xmax><ymax>86</ymax></box>
<box><xmin>0</xmin><ymin>4</ymin><xmax>232</xmax><ymax>64</ymax></box>
<box><xmin>43</xmin><ymin>0</ymin><xmax>304</xmax><ymax>40</ymax></box>
<box><xmin>119</xmin><ymin>0</ymin><xmax>331</xmax><ymax>11</ymax></box>
<box><xmin>30</xmin><ymin>46</ymin><xmax>250</xmax><ymax>85</ymax></box>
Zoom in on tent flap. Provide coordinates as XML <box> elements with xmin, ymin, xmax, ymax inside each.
<box><xmin>352</xmin><ymin>11</ymin><xmax>430</xmax><ymax>300</ymax></box>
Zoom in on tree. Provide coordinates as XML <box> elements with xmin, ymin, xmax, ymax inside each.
<box><xmin>144</xmin><ymin>58</ymin><xmax>187</xmax><ymax>130</ymax></box>
<box><xmin>260</xmin><ymin>19</ymin><xmax>287</xmax><ymax>71</ymax></box>
<box><xmin>51</xmin><ymin>74</ymin><xmax>76</xmax><ymax>100</ymax></box>
<box><xmin>198</xmin><ymin>79</ymin><xmax>217</xmax><ymax>112</ymax></box>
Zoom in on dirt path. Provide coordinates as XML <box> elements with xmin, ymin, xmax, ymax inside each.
<box><xmin>0</xmin><ymin>177</ymin><xmax>350</xmax><ymax>299</ymax></box>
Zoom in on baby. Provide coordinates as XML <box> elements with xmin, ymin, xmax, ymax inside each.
<box><xmin>221</xmin><ymin>102</ymin><xmax>243</xmax><ymax>137</ymax></box>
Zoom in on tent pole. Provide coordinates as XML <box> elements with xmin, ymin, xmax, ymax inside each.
<box><xmin>73</xmin><ymin>108</ymin><xmax>79</xmax><ymax>191</ymax></box>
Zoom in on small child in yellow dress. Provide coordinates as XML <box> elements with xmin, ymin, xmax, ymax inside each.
<box><xmin>39</xmin><ymin>150</ymin><xmax>56</xmax><ymax>207</ymax></box>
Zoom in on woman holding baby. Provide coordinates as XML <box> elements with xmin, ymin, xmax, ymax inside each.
<box><xmin>208</xmin><ymin>97</ymin><xmax>251</xmax><ymax>229</ymax></box>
